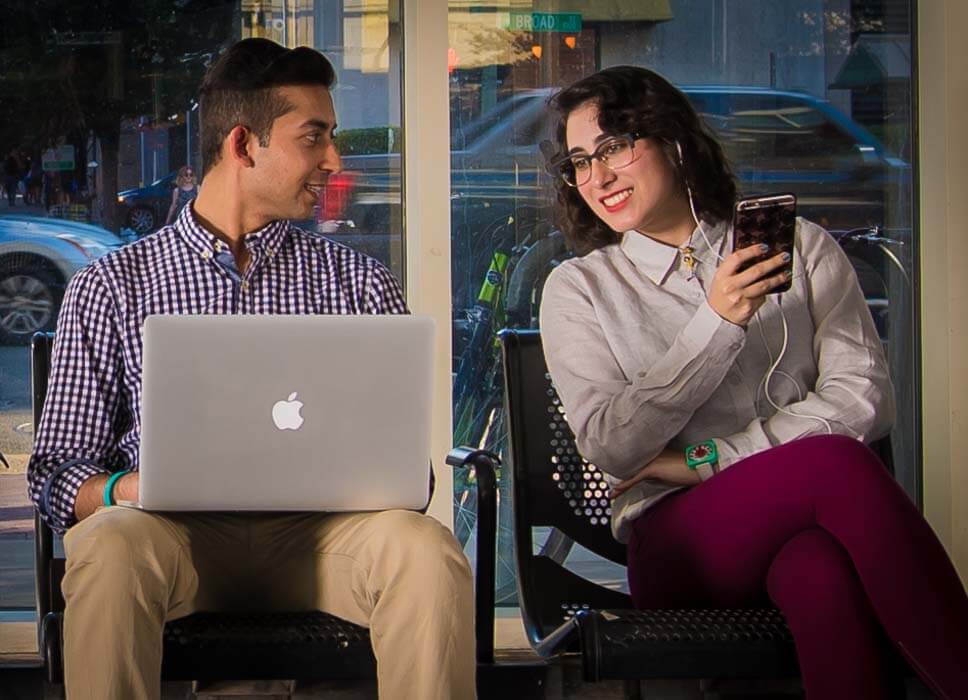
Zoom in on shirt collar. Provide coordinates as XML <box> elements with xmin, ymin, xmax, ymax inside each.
<box><xmin>174</xmin><ymin>203</ymin><xmax>291</xmax><ymax>263</ymax></box>
<box><xmin>620</xmin><ymin>219</ymin><xmax>730</xmax><ymax>285</ymax></box>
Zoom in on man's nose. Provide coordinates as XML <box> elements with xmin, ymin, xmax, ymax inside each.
<box><xmin>321</xmin><ymin>143</ymin><xmax>342</xmax><ymax>175</ymax></box>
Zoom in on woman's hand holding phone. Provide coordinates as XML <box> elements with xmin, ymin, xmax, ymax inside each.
<box><xmin>707</xmin><ymin>244</ymin><xmax>791</xmax><ymax>327</ymax></box>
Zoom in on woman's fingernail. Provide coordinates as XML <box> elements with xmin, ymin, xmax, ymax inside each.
<box><xmin>759</xmin><ymin>244</ymin><xmax>770</xmax><ymax>252</ymax></box>
<box><xmin>782</xmin><ymin>252</ymin><xmax>791</xmax><ymax>262</ymax></box>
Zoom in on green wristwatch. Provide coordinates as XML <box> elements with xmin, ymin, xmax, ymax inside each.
<box><xmin>685</xmin><ymin>440</ymin><xmax>719</xmax><ymax>481</ymax></box>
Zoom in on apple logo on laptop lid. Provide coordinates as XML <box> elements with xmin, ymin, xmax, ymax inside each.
<box><xmin>272</xmin><ymin>392</ymin><xmax>305</xmax><ymax>431</ymax></box>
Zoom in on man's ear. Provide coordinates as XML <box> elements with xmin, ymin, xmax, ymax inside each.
<box><xmin>226</xmin><ymin>124</ymin><xmax>257</xmax><ymax>168</ymax></box>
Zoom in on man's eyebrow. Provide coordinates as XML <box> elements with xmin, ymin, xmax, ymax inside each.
<box><xmin>299</xmin><ymin>119</ymin><xmax>336</xmax><ymax>132</ymax></box>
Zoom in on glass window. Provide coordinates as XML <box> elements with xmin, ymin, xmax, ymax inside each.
<box><xmin>449</xmin><ymin>1</ymin><xmax>916</xmax><ymax>606</ymax></box>
<box><xmin>0</xmin><ymin>1</ymin><xmax>401</xmax><ymax>627</ymax></box>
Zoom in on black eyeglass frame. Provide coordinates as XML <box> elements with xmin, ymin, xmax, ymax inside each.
<box><xmin>547</xmin><ymin>131</ymin><xmax>645</xmax><ymax>188</ymax></box>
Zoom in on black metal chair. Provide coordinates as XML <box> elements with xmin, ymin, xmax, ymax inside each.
<box><xmin>499</xmin><ymin>328</ymin><xmax>896</xmax><ymax>697</ymax></box>
<box><xmin>30</xmin><ymin>331</ymin><xmax>499</xmax><ymax>685</ymax></box>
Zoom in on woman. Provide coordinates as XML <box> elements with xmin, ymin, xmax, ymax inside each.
<box><xmin>539</xmin><ymin>66</ymin><xmax>968</xmax><ymax>699</ymax></box>
<box><xmin>165</xmin><ymin>165</ymin><xmax>199</xmax><ymax>225</ymax></box>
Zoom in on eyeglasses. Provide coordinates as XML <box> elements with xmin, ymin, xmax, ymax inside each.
<box><xmin>552</xmin><ymin>133</ymin><xmax>642</xmax><ymax>188</ymax></box>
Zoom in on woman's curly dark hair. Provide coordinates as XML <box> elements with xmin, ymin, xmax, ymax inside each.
<box><xmin>548</xmin><ymin>66</ymin><xmax>737</xmax><ymax>256</ymax></box>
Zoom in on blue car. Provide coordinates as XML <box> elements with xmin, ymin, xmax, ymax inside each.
<box><xmin>0</xmin><ymin>215</ymin><xmax>124</xmax><ymax>344</ymax></box>
<box><xmin>117</xmin><ymin>171</ymin><xmax>177</xmax><ymax>236</ymax></box>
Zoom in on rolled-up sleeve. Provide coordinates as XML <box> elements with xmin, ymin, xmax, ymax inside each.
<box><xmin>540</xmin><ymin>263</ymin><xmax>746</xmax><ymax>480</ymax></box>
<box><xmin>26</xmin><ymin>265</ymin><xmax>122</xmax><ymax>533</ymax></box>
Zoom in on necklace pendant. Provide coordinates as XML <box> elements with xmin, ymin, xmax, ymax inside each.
<box><xmin>680</xmin><ymin>245</ymin><xmax>696</xmax><ymax>274</ymax></box>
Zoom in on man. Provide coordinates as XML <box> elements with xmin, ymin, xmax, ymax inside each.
<box><xmin>27</xmin><ymin>38</ymin><xmax>475</xmax><ymax>700</ymax></box>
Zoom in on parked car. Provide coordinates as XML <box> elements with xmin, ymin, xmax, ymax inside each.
<box><xmin>0</xmin><ymin>215</ymin><xmax>125</xmax><ymax>344</ymax></box>
<box><xmin>117</xmin><ymin>171</ymin><xmax>177</xmax><ymax>236</ymax></box>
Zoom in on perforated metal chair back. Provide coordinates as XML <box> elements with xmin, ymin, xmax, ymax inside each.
<box><xmin>500</xmin><ymin>329</ymin><xmax>631</xmax><ymax>646</ymax></box>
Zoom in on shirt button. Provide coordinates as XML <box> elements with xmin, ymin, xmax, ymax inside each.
<box><xmin>241</xmin><ymin>281</ymin><xmax>249</xmax><ymax>292</ymax></box>
<box><xmin>201</xmin><ymin>250</ymin><xmax>212</xmax><ymax>260</ymax></box>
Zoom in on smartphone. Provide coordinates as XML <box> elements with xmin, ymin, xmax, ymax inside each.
<box><xmin>732</xmin><ymin>193</ymin><xmax>797</xmax><ymax>293</ymax></box>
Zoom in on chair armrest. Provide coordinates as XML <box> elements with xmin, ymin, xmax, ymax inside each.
<box><xmin>34</xmin><ymin>510</ymin><xmax>55</xmax><ymax>653</ymax></box>
<box><xmin>41</xmin><ymin>612</ymin><xmax>64</xmax><ymax>684</ymax></box>
<box><xmin>447</xmin><ymin>447</ymin><xmax>500</xmax><ymax>665</ymax></box>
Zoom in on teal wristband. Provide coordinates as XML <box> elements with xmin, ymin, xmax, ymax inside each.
<box><xmin>103</xmin><ymin>470</ymin><xmax>129</xmax><ymax>507</ymax></box>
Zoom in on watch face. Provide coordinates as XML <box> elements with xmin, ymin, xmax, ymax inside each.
<box><xmin>687</xmin><ymin>443</ymin><xmax>714</xmax><ymax>462</ymax></box>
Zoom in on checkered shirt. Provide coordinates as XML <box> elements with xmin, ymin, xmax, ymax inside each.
<box><xmin>27</xmin><ymin>204</ymin><xmax>408</xmax><ymax>533</ymax></box>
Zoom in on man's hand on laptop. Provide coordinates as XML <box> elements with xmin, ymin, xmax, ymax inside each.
<box><xmin>74</xmin><ymin>472</ymin><xmax>139</xmax><ymax>523</ymax></box>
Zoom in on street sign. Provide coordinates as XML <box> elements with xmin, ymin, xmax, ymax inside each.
<box><xmin>52</xmin><ymin>30</ymin><xmax>122</xmax><ymax>46</ymax></box>
<box><xmin>42</xmin><ymin>145</ymin><xmax>75</xmax><ymax>172</ymax></box>
<box><xmin>506</xmin><ymin>12</ymin><xmax>582</xmax><ymax>33</ymax></box>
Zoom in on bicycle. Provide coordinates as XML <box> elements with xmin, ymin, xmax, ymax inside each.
<box><xmin>830</xmin><ymin>225</ymin><xmax>911</xmax><ymax>348</ymax></box>
<box><xmin>830</xmin><ymin>225</ymin><xmax>917</xmax><ymax>497</ymax></box>
<box><xmin>452</xmin><ymin>208</ymin><xmax>570</xmax><ymax>604</ymax></box>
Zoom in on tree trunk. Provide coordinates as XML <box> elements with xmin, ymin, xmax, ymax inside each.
<box><xmin>97</xmin><ymin>128</ymin><xmax>121</xmax><ymax>233</ymax></box>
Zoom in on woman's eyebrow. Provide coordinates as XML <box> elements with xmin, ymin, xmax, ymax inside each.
<box><xmin>566</xmin><ymin>133</ymin><xmax>618</xmax><ymax>155</ymax></box>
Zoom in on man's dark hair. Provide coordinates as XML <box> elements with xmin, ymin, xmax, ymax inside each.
<box><xmin>548</xmin><ymin>66</ymin><xmax>737</xmax><ymax>256</ymax></box>
<box><xmin>199</xmin><ymin>38</ymin><xmax>336</xmax><ymax>175</ymax></box>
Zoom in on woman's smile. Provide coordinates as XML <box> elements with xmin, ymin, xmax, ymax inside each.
<box><xmin>600</xmin><ymin>187</ymin><xmax>633</xmax><ymax>212</ymax></box>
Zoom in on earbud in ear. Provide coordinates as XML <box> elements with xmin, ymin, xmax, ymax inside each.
<box><xmin>675</xmin><ymin>141</ymin><xmax>684</xmax><ymax>167</ymax></box>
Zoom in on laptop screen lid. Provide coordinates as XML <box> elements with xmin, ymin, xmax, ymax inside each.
<box><xmin>138</xmin><ymin>314</ymin><xmax>434</xmax><ymax>512</ymax></box>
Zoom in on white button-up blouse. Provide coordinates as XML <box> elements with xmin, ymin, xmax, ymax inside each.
<box><xmin>539</xmin><ymin>218</ymin><xmax>895</xmax><ymax>542</ymax></box>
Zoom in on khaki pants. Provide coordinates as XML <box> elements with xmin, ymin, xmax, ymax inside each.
<box><xmin>61</xmin><ymin>506</ymin><xmax>476</xmax><ymax>700</ymax></box>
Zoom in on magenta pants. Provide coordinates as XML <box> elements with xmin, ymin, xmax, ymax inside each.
<box><xmin>627</xmin><ymin>435</ymin><xmax>968</xmax><ymax>699</ymax></box>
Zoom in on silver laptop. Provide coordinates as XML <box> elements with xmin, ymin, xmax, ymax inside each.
<box><xmin>135</xmin><ymin>314</ymin><xmax>435</xmax><ymax>512</ymax></box>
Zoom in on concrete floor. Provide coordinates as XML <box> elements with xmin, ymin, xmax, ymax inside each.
<box><xmin>0</xmin><ymin>660</ymin><xmax>939</xmax><ymax>700</ymax></box>
<box><xmin>0</xmin><ymin>665</ymin><xmax>797</xmax><ymax>700</ymax></box>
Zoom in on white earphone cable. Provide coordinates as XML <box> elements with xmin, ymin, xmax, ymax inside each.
<box><xmin>678</xmin><ymin>139</ymin><xmax>834</xmax><ymax>437</ymax></box>
<box><xmin>754</xmin><ymin>309</ymin><xmax>803</xmax><ymax>403</ymax></box>
<box><xmin>759</xmin><ymin>299</ymin><xmax>834</xmax><ymax>435</ymax></box>
<box><xmin>678</xmin><ymin>141</ymin><xmax>726</xmax><ymax>264</ymax></box>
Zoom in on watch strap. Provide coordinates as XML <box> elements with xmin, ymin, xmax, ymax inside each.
<box><xmin>685</xmin><ymin>440</ymin><xmax>719</xmax><ymax>480</ymax></box>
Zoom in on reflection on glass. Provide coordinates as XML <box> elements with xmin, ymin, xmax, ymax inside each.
<box><xmin>0</xmin><ymin>0</ymin><xmax>401</xmax><ymax>617</ymax></box>
<box><xmin>449</xmin><ymin>1</ymin><xmax>916</xmax><ymax>606</ymax></box>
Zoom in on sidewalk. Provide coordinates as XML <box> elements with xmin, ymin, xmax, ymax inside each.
<box><xmin>0</xmin><ymin>473</ymin><xmax>31</xmax><ymax>539</ymax></box>
<box><xmin>0</xmin><ymin>192</ymin><xmax>48</xmax><ymax>217</ymax></box>
<box><xmin>0</xmin><ymin>473</ymin><xmax>34</xmax><ymax>609</ymax></box>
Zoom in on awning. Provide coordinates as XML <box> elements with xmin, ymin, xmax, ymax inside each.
<box><xmin>830</xmin><ymin>33</ymin><xmax>911</xmax><ymax>89</ymax></box>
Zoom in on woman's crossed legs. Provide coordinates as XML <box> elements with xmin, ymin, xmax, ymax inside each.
<box><xmin>627</xmin><ymin>434</ymin><xmax>968</xmax><ymax>699</ymax></box>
